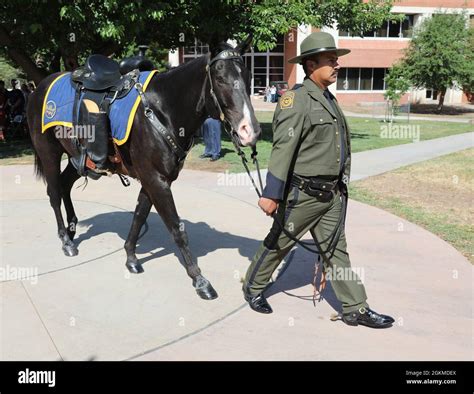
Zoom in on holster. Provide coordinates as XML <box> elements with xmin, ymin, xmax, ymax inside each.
<box><xmin>291</xmin><ymin>174</ymin><xmax>338</xmax><ymax>203</ymax></box>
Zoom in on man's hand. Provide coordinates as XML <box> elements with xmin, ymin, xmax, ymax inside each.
<box><xmin>258</xmin><ymin>197</ymin><xmax>278</xmax><ymax>216</ymax></box>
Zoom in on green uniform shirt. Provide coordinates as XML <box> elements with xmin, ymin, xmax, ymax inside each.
<box><xmin>262</xmin><ymin>77</ymin><xmax>352</xmax><ymax>200</ymax></box>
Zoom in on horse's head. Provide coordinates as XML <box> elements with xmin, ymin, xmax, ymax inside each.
<box><xmin>206</xmin><ymin>36</ymin><xmax>261</xmax><ymax>147</ymax></box>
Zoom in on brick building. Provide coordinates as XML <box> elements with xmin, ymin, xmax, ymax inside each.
<box><xmin>170</xmin><ymin>1</ymin><xmax>474</xmax><ymax>106</ymax></box>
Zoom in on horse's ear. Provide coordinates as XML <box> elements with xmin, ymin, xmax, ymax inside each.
<box><xmin>235</xmin><ymin>33</ymin><xmax>253</xmax><ymax>55</ymax></box>
<box><xmin>209</xmin><ymin>32</ymin><xmax>221</xmax><ymax>58</ymax></box>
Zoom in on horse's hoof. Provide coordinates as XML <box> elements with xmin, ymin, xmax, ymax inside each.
<box><xmin>62</xmin><ymin>244</ymin><xmax>78</xmax><ymax>257</ymax></box>
<box><xmin>126</xmin><ymin>260</ymin><xmax>144</xmax><ymax>274</ymax></box>
<box><xmin>196</xmin><ymin>283</ymin><xmax>218</xmax><ymax>300</ymax></box>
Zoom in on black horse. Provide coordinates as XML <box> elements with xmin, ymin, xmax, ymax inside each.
<box><xmin>27</xmin><ymin>38</ymin><xmax>260</xmax><ymax>300</ymax></box>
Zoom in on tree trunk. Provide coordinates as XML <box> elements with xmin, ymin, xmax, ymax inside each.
<box><xmin>62</xmin><ymin>54</ymin><xmax>79</xmax><ymax>71</ymax></box>
<box><xmin>437</xmin><ymin>89</ymin><xmax>446</xmax><ymax>113</ymax></box>
<box><xmin>0</xmin><ymin>26</ymin><xmax>48</xmax><ymax>85</ymax></box>
<box><xmin>5</xmin><ymin>48</ymin><xmax>48</xmax><ymax>85</ymax></box>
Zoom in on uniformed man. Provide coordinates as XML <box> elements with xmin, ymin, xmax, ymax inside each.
<box><xmin>243</xmin><ymin>32</ymin><xmax>395</xmax><ymax>329</ymax></box>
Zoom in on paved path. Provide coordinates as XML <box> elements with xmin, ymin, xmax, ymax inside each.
<box><xmin>250</xmin><ymin>132</ymin><xmax>473</xmax><ymax>183</ymax></box>
<box><xmin>0</xmin><ymin>136</ymin><xmax>472</xmax><ymax>361</ymax></box>
<box><xmin>351</xmin><ymin>131</ymin><xmax>474</xmax><ymax>181</ymax></box>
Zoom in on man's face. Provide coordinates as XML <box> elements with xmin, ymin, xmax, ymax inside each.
<box><xmin>308</xmin><ymin>51</ymin><xmax>340</xmax><ymax>88</ymax></box>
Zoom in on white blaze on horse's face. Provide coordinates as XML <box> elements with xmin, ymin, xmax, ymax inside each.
<box><xmin>236</xmin><ymin>101</ymin><xmax>256</xmax><ymax>147</ymax></box>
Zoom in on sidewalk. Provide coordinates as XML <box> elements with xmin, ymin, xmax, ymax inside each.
<box><xmin>247</xmin><ymin>132</ymin><xmax>474</xmax><ymax>183</ymax></box>
<box><xmin>0</xmin><ymin>135</ymin><xmax>472</xmax><ymax>361</ymax></box>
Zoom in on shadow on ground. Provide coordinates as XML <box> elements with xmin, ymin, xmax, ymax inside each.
<box><xmin>265</xmin><ymin>248</ymin><xmax>342</xmax><ymax>313</ymax></box>
<box><xmin>409</xmin><ymin>103</ymin><xmax>474</xmax><ymax>116</ymax></box>
<box><xmin>73</xmin><ymin>211</ymin><xmax>332</xmax><ymax>305</ymax></box>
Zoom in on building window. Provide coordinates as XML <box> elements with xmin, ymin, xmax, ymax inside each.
<box><xmin>183</xmin><ymin>39</ymin><xmax>209</xmax><ymax>62</ymax></box>
<box><xmin>426</xmin><ymin>89</ymin><xmax>438</xmax><ymax>100</ymax></box>
<box><xmin>337</xmin><ymin>68</ymin><xmax>387</xmax><ymax>91</ymax></box>
<box><xmin>339</xmin><ymin>15</ymin><xmax>414</xmax><ymax>38</ymax></box>
<box><xmin>243</xmin><ymin>34</ymin><xmax>285</xmax><ymax>94</ymax></box>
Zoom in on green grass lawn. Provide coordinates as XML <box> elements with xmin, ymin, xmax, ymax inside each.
<box><xmin>187</xmin><ymin>112</ymin><xmax>473</xmax><ymax>172</ymax></box>
<box><xmin>1</xmin><ymin>111</ymin><xmax>472</xmax><ymax>169</ymax></box>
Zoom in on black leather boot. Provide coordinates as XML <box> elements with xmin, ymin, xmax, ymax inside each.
<box><xmin>85</xmin><ymin>111</ymin><xmax>110</xmax><ymax>170</ymax></box>
<box><xmin>70</xmin><ymin>109</ymin><xmax>110</xmax><ymax>178</ymax></box>
<box><xmin>343</xmin><ymin>307</ymin><xmax>394</xmax><ymax>329</ymax></box>
<box><xmin>244</xmin><ymin>292</ymin><xmax>273</xmax><ymax>314</ymax></box>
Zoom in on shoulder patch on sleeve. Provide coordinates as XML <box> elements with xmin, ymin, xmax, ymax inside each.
<box><xmin>279</xmin><ymin>91</ymin><xmax>295</xmax><ymax>110</ymax></box>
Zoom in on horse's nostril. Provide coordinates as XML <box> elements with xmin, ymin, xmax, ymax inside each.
<box><xmin>240</xmin><ymin>125</ymin><xmax>251</xmax><ymax>136</ymax></box>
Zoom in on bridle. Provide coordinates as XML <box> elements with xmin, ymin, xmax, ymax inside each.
<box><xmin>205</xmin><ymin>49</ymin><xmax>265</xmax><ymax>197</ymax></box>
<box><xmin>205</xmin><ymin>49</ymin><xmax>250</xmax><ymax>148</ymax></box>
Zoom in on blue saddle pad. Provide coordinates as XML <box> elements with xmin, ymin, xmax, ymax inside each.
<box><xmin>42</xmin><ymin>70</ymin><xmax>158</xmax><ymax>145</ymax></box>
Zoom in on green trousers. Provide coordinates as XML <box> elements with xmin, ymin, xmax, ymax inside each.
<box><xmin>243</xmin><ymin>186</ymin><xmax>369</xmax><ymax>314</ymax></box>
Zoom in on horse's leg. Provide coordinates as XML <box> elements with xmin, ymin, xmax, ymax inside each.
<box><xmin>144</xmin><ymin>178</ymin><xmax>218</xmax><ymax>300</ymax></box>
<box><xmin>41</xmin><ymin>151</ymin><xmax>78</xmax><ymax>257</ymax></box>
<box><xmin>60</xmin><ymin>162</ymin><xmax>80</xmax><ymax>240</ymax></box>
<box><xmin>124</xmin><ymin>187</ymin><xmax>152</xmax><ymax>274</ymax></box>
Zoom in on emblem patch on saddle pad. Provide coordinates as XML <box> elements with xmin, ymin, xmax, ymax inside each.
<box><xmin>45</xmin><ymin>100</ymin><xmax>57</xmax><ymax>119</ymax></box>
<box><xmin>280</xmin><ymin>91</ymin><xmax>295</xmax><ymax>109</ymax></box>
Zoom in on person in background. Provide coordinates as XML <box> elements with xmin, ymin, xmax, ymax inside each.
<box><xmin>0</xmin><ymin>81</ymin><xmax>7</xmax><ymax>141</ymax></box>
<box><xmin>199</xmin><ymin>117</ymin><xmax>222</xmax><ymax>162</ymax></box>
<box><xmin>270</xmin><ymin>85</ymin><xmax>277</xmax><ymax>103</ymax></box>
<box><xmin>27</xmin><ymin>82</ymin><xmax>36</xmax><ymax>92</ymax></box>
<box><xmin>20</xmin><ymin>83</ymin><xmax>31</xmax><ymax>111</ymax></box>
<box><xmin>7</xmin><ymin>79</ymin><xmax>25</xmax><ymax>118</ymax></box>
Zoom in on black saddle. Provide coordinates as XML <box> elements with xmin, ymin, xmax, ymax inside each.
<box><xmin>77</xmin><ymin>54</ymin><xmax>123</xmax><ymax>91</ymax></box>
<box><xmin>71</xmin><ymin>54</ymin><xmax>140</xmax><ymax>97</ymax></box>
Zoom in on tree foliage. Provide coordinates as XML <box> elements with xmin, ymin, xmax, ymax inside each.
<box><xmin>0</xmin><ymin>0</ymin><xmax>397</xmax><ymax>84</ymax></box>
<box><xmin>400</xmin><ymin>11</ymin><xmax>473</xmax><ymax>112</ymax></box>
<box><xmin>384</xmin><ymin>63</ymin><xmax>411</xmax><ymax>121</ymax></box>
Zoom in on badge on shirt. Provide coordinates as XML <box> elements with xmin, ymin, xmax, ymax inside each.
<box><xmin>280</xmin><ymin>92</ymin><xmax>295</xmax><ymax>110</ymax></box>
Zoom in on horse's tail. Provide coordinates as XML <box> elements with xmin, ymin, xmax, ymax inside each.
<box><xmin>32</xmin><ymin>145</ymin><xmax>46</xmax><ymax>181</ymax></box>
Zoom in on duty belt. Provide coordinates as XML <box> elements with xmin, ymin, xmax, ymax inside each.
<box><xmin>291</xmin><ymin>174</ymin><xmax>339</xmax><ymax>202</ymax></box>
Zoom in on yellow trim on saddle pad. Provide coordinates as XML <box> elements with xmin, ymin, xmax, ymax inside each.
<box><xmin>41</xmin><ymin>73</ymin><xmax>72</xmax><ymax>133</ymax></box>
<box><xmin>114</xmin><ymin>69</ymin><xmax>158</xmax><ymax>145</ymax></box>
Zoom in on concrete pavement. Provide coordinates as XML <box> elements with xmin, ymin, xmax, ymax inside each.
<box><xmin>0</xmin><ymin>137</ymin><xmax>472</xmax><ymax>360</ymax></box>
